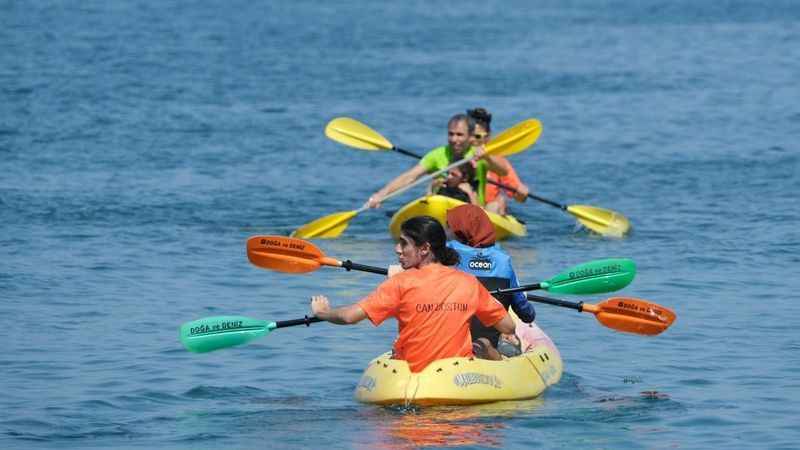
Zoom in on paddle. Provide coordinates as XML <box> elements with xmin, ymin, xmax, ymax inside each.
<box><xmin>246</xmin><ymin>235</ymin><xmax>636</xmax><ymax>295</ymax></box>
<box><xmin>291</xmin><ymin>118</ymin><xmax>542</xmax><ymax>239</ymax></box>
<box><xmin>180</xmin><ymin>315</ymin><xmax>322</xmax><ymax>353</ymax></box>
<box><xmin>325</xmin><ymin>117</ymin><xmax>631</xmax><ymax>237</ymax></box>
<box><xmin>526</xmin><ymin>294</ymin><xmax>676</xmax><ymax>336</ymax></box>
<box><xmin>180</xmin><ymin>295</ymin><xmax>674</xmax><ymax>353</ymax></box>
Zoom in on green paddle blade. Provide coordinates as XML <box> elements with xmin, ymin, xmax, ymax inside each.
<box><xmin>540</xmin><ymin>258</ymin><xmax>636</xmax><ymax>295</ymax></box>
<box><xmin>180</xmin><ymin>316</ymin><xmax>275</xmax><ymax>353</ymax></box>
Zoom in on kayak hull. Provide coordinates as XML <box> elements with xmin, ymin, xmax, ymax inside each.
<box><xmin>388</xmin><ymin>195</ymin><xmax>526</xmax><ymax>241</ymax></box>
<box><xmin>354</xmin><ymin>321</ymin><xmax>562</xmax><ymax>406</ymax></box>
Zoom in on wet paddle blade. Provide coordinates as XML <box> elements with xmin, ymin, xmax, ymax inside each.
<box><xmin>589</xmin><ymin>297</ymin><xmax>676</xmax><ymax>336</ymax></box>
<box><xmin>567</xmin><ymin>204</ymin><xmax>631</xmax><ymax>237</ymax></box>
<box><xmin>247</xmin><ymin>235</ymin><xmax>326</xmax><ymax>273</ymax></box>
<box><xmin>541</xmin><ymin>258</ymin><xmax>636</xmax><ymax>295</ymax></box>
<box><xmin>485</xmin><ymin>119</ymin><xmax>542</xmax><ymax>157</ymax></box>
<box><xmin>325</xmin><ymin>117</ymin><xmax>393</xmax><ymax>151</ymax></box>
<box><xmin>180</xmin><ymin>316</ymin><xmax>275</xmax><ymax>353</ymax></box>
<box><xmin>291</xmin><ymin>210</ymin><xmax>358</xmax><ymax>239</ymax></box>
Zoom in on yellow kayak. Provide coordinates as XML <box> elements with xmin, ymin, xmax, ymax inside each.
<box><xmin>389</xmin><ymin>195</ymin><xmax>526</xmax><ymax>240</ymax></box>
<box><xmin>354</xmin><ymin>321</ymin><xmax>562</xmax><ymax>406</ymax></box>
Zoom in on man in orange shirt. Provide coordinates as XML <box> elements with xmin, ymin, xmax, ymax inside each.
<box><xmin>310</xmin><ymin>216</ymin><xmax>515</xmax><ymax>373</ymax></box>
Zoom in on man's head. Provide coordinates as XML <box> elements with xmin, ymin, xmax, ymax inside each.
<box><xmin>447</xmin><ymin>114</ymin><xmax>475</xmax><ymax>156</ymax></box>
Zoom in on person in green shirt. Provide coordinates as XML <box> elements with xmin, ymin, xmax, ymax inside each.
<box><xmin>365</xmin><ymin>113</ymin><xmax>507</xmax><ymax>209</ymax></box>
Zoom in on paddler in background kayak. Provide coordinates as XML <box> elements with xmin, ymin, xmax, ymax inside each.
<box><xmin>426</xmin><ymin>161</ymin><xmax>480</xmax><ymax>205</ymax></box>
<box><xmin>310</xmin><ymin>216</ymin><xmax>515</xmax><ymax>373</ymax></box>
<box><xmin>467</xmin><ymin>108</ymin><xmax>531</xmax><ymax>216</ymax></box>
<box><xmin>365</xmin><ymin>113</ymin><xmax>507</xmax><ymax>209</ymax></box>
<box><xmin>446</xmin><ymin>203</ymin><xmax>536</xmax><ymax>360</ymax></box>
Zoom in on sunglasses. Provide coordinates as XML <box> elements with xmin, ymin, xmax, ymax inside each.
<box><xmin>473</xmin><ymin>133</ymin><xmax>488</xmax><ymax>139</ymax></box>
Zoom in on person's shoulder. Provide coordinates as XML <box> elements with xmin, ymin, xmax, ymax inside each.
<box><xmin>445</xmin><ymin>265</ymin><xmax>482</xmax><ymax>284</ymax></box>
<box><xmin>424</xmin><ymin>146</ymin><xmax>447</xmax><ymax>156</ymax></box>
<box><xmin>485</xmin><ymin>244</ymin><xmax>512</xmax><ymax>262</ymax></box>
<box><xmin>448</xmin><ymin>240</ymin><xmax>480</xmax><ymax>257</ymax></box>
<box><xmin>447</xmin><ymin>239</ymin><xmax>471</xmax><ymax>251</ymax></box>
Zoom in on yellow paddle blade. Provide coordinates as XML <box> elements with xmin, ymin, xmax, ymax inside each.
<box><xmin>325</xmin><ymin>117</ymin><xmax>393</xmax><ymax>151</ymax></box>
<box><xmin>567</xmin><ymin>205</ymin><xmax>631</xmax><ymax>238</ymax></box>
<box><xmin>291</xmin><ymin>210</ymin><xmax>359</xmax><ymax>239</ymax></box>
<box><xmin>485</xmin><ymin>119</ymin><xmax>542</xmax><ymax>157</ymax></box>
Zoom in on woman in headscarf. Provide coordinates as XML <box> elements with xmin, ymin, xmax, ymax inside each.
<box><xmin>445</xmin><ymin>204</ymin><xmax>536</xmax><ymax>359</ymax></box>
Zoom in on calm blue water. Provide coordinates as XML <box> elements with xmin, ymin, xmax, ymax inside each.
<box><xmin>3</xmin><ymin>1</ymin><xmax>799</xmax><ymax>448</ymax></box>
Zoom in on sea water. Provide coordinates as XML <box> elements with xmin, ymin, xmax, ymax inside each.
<box><xmin>2</xmin><ymin>1</ymin><xmax>799</xmax><ymax>448</ymax></box>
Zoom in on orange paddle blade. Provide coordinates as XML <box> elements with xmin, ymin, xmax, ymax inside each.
<box><xmin>584</xmin><ymin>297</ymin><xmax>676</xmax><ymax>336</ymax></box>
<box><xmin>246</xmin><ymin>235</ymin><xmax>341</xmax><ymax>273</ymax></box>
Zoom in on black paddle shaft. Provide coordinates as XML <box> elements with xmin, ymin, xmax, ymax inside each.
<box><xmin>391</xmin><ymin>145</ymin><xmax>567</xmax><ymax>211</ymax></box>
<box><xmin>393</xmin><ymin>147</ymin><xmax>423</xmax><ymax>159</ymax></box>
<box><xmin>341</xmin><ymin>260</ymin><xmax>388</xmax><ymax>275</ymax></box>
<box><xmin>276</xmin><ymin>316</ymin><xmax>323</xmax><ymax>328</ymax></box>
<box><xmin>280</xmin><ymin>286</ymin><xmax>579</xmax><ymax>330</ymax></box>
<box><xmin>338</xmin><ymin>262</ymin><xmax>548</xmax><ymax>297</ymax></box>
<box><xmin>526</xmin><ymin>294</ymin><xmax>583</xmax><ymax>312</ymax></box>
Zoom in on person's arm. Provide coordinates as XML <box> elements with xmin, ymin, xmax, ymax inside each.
<box><xmin>500</xmin><ymin>164</ymin><xmax>530</xmax><ymax>203</ymax></box>
<box><xmin>492</xmin><ymin>313</ymin><xmax>515</xmax><ymax>334</ymax></box>
<box><xmin>473</xmin><ymin>146</ymin><xmax>508</xmax><ymax>176</ymax></box>
<box><xmin>508</xmin><ymin>267</ymin><xmax>536</xmax><ymax>323</ymax></box>
<box><xmin>509</xmin><ymin>292</ymin><xmax>536</xmax><ymax>323</ymax></box>
<box><xmin>427</xmin><ymin>177</ymin><xmax>444</xmax><ymax>196</ymax></box>
<box><xmin>366</xmin><ymin>164</ymin><xmax>428</xmax><ymax>208</ymax></box>
<box><xmin>311</xmin><ymin>295</ymin><xmax>368</xmax><ymax>325</ymax></box>
<box><xmin>512</xmin><ymin>183</ymin><xmax>529</xmax><ymax>203</ymax></box>
<box><xmin>458</xmin><ymin>182</ymin><xmax>480</xmax><ymax>205</ymax></box>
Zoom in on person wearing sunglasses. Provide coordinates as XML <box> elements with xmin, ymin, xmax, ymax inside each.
<box><xmin>365</xmin><ymin>113</ymin><xmax>507</xmax><ymax>209</ymax></box>
<box><xmin>467</xmin><ymin>108</ymin><xmax>531</xmax><ymax>216</ymax></box>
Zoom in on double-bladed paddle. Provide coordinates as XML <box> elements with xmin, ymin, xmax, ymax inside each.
<box><xmin>291</xmin><ymin>118</ymin><xmax>542</xmax><ymax>239</ymax></box>
<box><xmin>180</xmin><ymin>295</ymin><xmax>674</xmax><ymax>353</ymax></box>
<box><xmin>324</xmin><ymin>117</ymin><xmax>631</xmax><ymax>237</ymax></box>
<box><xmin>246</xmin><ymin>235</ymin><xmax>636</xmax><ymax>295</ymax></box>
<box><xmin>179</xmin><ymin>236</ymin><xmax>673</xmax><ymax>352</ymax></box>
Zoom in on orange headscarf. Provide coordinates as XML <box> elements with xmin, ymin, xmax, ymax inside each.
<box><xmin>446</xmin><ymin>204</ymin><xmax>496</xmax><ymax>248</ymax></box>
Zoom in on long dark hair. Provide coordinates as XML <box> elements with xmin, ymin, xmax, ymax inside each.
<box><xmin>400</xmin><ymin>216</ymin><xmax>460</xmax><ymax>266</ymax></box>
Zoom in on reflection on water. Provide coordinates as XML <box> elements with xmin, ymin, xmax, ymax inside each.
<box><xmin>360</xmin><ymin>398</ymin><xmax>545</xmax><ymax>449</ymax></box>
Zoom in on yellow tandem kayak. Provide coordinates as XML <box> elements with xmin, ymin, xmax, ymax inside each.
<box><xmin>354</xmin><ymin>320</ymin><xmax>562</xmax><ymax>406</ymax></box>
<box><xmin>388</xmin><ymin>195</ymin><xmax>527</xmax><ymax>241</ymax></box>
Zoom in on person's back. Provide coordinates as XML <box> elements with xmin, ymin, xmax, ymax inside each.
<box><xmin>445</xmin><ymin>204</ymin><xmax>536</xmax><ymax>356</ymax></box>
<box><xmin>310</xmin><ymin>215</ymin><xmax>514</xmax><ymax>373</ymax></box>
<box><xmin>358</xmin><ymin>263</ymin><xmax>503</xmax><ymax>372</ymax></box>
<box><xmin>448</xmin><ymin>239</ymin><xmax>520</xmax><ymax>346</ymax></box>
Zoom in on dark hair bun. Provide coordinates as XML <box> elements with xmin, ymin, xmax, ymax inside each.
<box><xmin>467</xmin><ymin>108</ymin><xmax>492</xmax><ymax>125</ymax></box>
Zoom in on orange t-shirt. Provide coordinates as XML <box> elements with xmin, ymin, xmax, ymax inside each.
<box><xmin>358</xmin><ymin>264</ymin><xmax>508</xmax><ymax>373</ymax></box>
<box><xmin>485</xmin><ymin>156</ymin><xmax>523</xmax><ymax>203</ymax></box>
